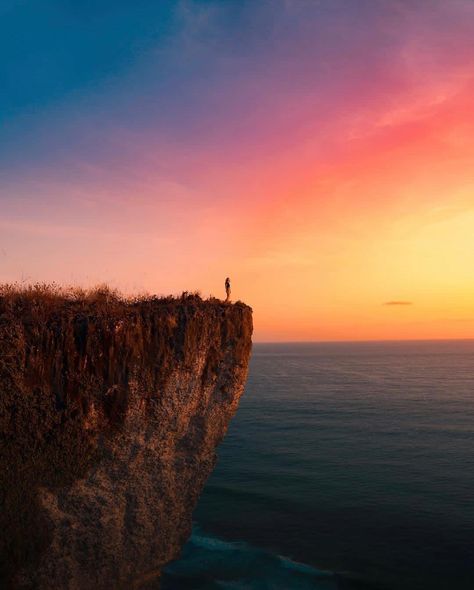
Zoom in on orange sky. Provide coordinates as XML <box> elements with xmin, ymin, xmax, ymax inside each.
<box><xmin>1</xmin><ymin>1</ymin><xmax>474</xmax><ymax>341</ymax></box>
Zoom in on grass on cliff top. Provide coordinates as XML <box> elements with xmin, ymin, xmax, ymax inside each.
<box><xmin>0</xmin><ymin>282</ymin><xmax>249</xmax><ymax>311</ymax></box>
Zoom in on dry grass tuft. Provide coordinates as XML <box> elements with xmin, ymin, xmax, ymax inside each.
<box><xmin>0</xmin><ymin>283</ymin><xmax>246</xmax><ymax>310</ymax></box>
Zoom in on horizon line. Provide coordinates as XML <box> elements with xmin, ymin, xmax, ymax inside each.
<box><xmin>252</xmin><ymin>337</ymin><xmax>474</xmax><ymax>345</ymax></box>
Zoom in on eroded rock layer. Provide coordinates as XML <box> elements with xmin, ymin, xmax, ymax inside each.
<box><xmin>0</xmin><ymin>292</ymin><xmax>252</xmax><ymax>589</ymax></box>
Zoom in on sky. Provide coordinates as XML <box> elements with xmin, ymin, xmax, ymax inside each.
<box><xmin>1</xmin><ymin>0</ymin><xmax>474</xmax><ymax>341</ymax></box>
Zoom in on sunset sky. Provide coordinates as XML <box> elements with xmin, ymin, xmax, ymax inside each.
<box><xmin>1</xmin><ymin>0</ymin><xmax>474</xmax><ymax>341</ymax></box>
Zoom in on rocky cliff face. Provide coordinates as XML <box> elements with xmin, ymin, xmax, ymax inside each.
<box><xmin>0</xmin><ymin>289</ymin><xmax>252</xmax><ymax>589</ymax></box>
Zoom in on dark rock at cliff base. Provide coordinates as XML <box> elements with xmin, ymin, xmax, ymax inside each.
<box><xmin>0</xmin><ymin>290</ymin><xmax>252</xmax><ymax>589</ymax></box>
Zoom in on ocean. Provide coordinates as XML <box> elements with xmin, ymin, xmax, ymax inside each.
<box><xmin>162</xmin><ymin>341</ymin><xmax>474</xmax><ymax>589</ymax></box>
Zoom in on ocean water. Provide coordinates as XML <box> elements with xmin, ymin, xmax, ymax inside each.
<box><xmin>163</xmin><ymin>341</ymin><xmax>474</xmax><ymax>590</ymax></box>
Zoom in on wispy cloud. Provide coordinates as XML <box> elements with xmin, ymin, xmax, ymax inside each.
<box><xmin>383</xmin><ymin>301</ymin><xmax>413</xmax><ymax>306</ymax></box>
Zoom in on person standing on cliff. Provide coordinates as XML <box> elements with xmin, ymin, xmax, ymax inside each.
<box><xmin>225</xmin><ymin>277</ymin><xmax>231</xmax><ymax>302</ymax></box>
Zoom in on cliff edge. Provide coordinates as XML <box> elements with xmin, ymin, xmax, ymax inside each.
<box><xmin>0</xmin><ymin>287</ymin><xmax>253</xmax><ymax>589</ymax></box>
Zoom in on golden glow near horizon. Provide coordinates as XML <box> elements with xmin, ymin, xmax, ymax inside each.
<box><xmin>244</xmin><ymin>204</ymin><xmax>474</xmax><ymax>341</ymax></box>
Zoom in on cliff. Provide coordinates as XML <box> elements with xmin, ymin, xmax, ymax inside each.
<box><xmin>0</xmin><ymin>286</ymin><xmax>253</xmax><ymax>589</ymax></box>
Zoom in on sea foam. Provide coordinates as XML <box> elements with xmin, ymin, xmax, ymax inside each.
<box><xmin>162</xmin><ymin>525</ymin><xmax>337</xmax><ymax>590</ymax></box>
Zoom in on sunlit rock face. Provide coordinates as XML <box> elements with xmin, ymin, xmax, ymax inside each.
<box><xmin>0</xmin><ymin>291</ymin><xmax>252</xmax><ymax>589</ymax></box>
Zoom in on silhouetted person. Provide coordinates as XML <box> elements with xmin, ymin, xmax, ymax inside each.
<box><xmin>225</xmin><ymin>277</ymin><xmax>231</xmax><ymax>302</ymax></box>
